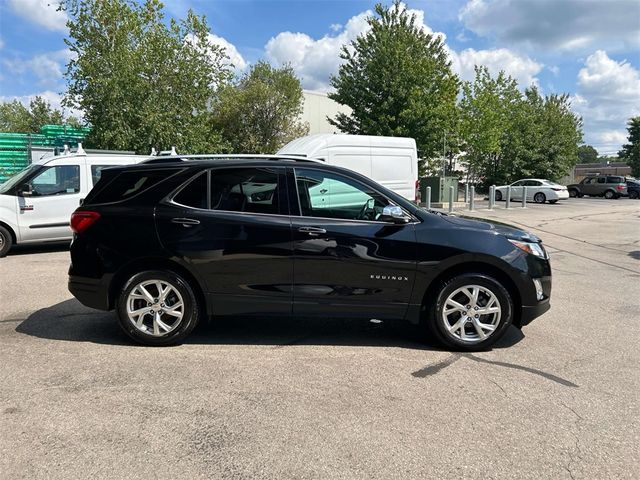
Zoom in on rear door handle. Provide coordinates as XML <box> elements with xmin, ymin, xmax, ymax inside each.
<box><xmin>298</xmin><ymin>226</ymin><xmax>327</xmax><ymax>236</ymax></box>
<box><xmin>171</xmin><ymin>217</ymin><xmax>200</xmax><ymax>226</ymax></box>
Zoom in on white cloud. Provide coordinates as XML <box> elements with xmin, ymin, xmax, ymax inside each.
<box><xmin>9</xmin><ymin>0</ymin><xmax>68</xmax><ymax>33</ymax></box>
<box><xmin>572</xmin><ymin>50</ymin><xmax>640</xmax><ymax>153</ymax></box>
<box><xmin>0</xmin><ymin>90</ymin><xmax>82</xmax><ymax>119</ymax></box>
<box><xmin>459</xmin><ymin>0</ymin><xmax>640</xmax><ymax>53</ymax></box>
<box><xmin>449</xmin><ymin>47</ymin><xmax>543</xmax><ymax>87</ymax></box>
<box><xmin>3</xmin><ymin>49</ymin><xmax>72</xmax><ymax>86</ymax></box>
<box><xmin>206</xmin><ymin>33</ymin><xmax>248</xmax><ymax>73</ymax></box>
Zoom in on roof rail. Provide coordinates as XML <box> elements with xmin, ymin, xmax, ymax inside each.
<box><xmin>142</xmin><ymin>154</ymin><xmax>323</xmax><ymax>165</ymax></box>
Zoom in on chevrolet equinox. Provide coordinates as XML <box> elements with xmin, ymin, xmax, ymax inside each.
<box><xmin>68</xmin><ymin>155</ymin><xmax>551</xmax><ymax>351</ymax></box>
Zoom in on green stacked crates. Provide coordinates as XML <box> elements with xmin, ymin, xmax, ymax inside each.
<box><xmin>0</xmin><ymin>124</ymin><xmax>90</xmax><ymax>183</ymax></box>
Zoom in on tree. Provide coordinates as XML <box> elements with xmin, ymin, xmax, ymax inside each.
<box><xmin>212</xmin><ymin>62</ymin><xmax>308</xmax><ymax>153</ymax></box>
<box><xmin>328</xmin><ymin>1</ymin><xmax>459</xmax><ymax>173</ymax></box>
<box><xmin>0</xmin><ymin>96</ymin><xmax>80</xmax><ymax>133</ymax></box>
<box><xmin>577</xmin><ymin>145</ymin><xmax>599</xmax><ymax>163</ymax></box>
<box><xmin>63</xmin><ymin>0</ymin><xmax>230</xmax><ymax>154</ymax></box>
<box><xmin>501</xmin><ymin>87</ymin><xmax>582</xmax><ymax>182</ymax></box>
<box><xmin>618</xmin><ymin>116</ymin><xmax>640</xmax><ymax>177</ymax></box>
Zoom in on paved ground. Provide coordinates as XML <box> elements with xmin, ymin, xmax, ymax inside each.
<box><xmin>1</xmin><ymin>198</ymin><xmax>639</xmax><ymax>479</ymax></box>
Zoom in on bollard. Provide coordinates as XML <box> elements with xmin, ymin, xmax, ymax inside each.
<box><xmin>469</xmin><ymin>186</ymin><xmax>475</xmax><ymax>211</ymax></box>
<box><xmin>464</xmin><ymin>184</ymin><xmax>469</xmax><ymax>203</ymax></box>
<box><xmin>506</xmin><ymin>186</ymin><xmax>511</xmax><ymax>209</ymax></box>
<box><xmin>448</xmin><ymin>185</ymin><xmax>454</xmax><ymax>213</ymax></box>
<box><xmin>426</xmin><ymin>186</ymin><xmax>431</xmax><ymax>210</ymax></box>
<box><xmin>488</xmin><ymin>185</ymin><xmax>495</xmax><ymax>210</ymax></box>
<box><xmin>522</xmin><ymin>186</ymin><xmax>527</xmax><ymax>208</ymax></box>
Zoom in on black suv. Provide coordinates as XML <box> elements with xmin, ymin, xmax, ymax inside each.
<box><xmin>68</xmin><ymin>155</ymin><xmax>551</xmax><ymax>351</ymax></box>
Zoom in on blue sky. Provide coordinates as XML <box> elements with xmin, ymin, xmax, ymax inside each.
<box><xmin>0</xmin><ymin>0</ymin><xmax>639</xmax><ymax>154</ymax></box>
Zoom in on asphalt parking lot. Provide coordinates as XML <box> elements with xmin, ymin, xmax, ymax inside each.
<box><xmin>1</xmin><ymin>198</ymin><xmax>639</xmax><ymax>479</ymax></box>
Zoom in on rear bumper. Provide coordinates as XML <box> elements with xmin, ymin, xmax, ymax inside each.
<box><xmin>68</xmin><ymin>275</ymin><xmax>110</xmax><ymax>311</ymax></box>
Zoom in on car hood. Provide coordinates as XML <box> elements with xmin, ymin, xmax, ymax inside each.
<box><xmin>442</xmin><ymin>214</ymin><xmax>541</xmax><ymax>242</ymax></box>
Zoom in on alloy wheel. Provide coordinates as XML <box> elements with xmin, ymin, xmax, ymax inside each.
<box><xmin>441</xmin><ymin>285</ymin><xmax>502</xmax><ymax>344</ymax></box>
<box><xmin>126</xmin><ymin>279</ymin><xmax>185</xmax><ymax>337</ymax></box>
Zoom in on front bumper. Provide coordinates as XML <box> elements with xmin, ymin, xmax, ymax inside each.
<box><xmin>519</xmin><ymin>298</ymin><xmax>551</xmax><ymax>326</ymax></box>
<box><xmin>68</xmin><ymin>275</ymin><xmax>110</xmax><ymax>311</ymax></box>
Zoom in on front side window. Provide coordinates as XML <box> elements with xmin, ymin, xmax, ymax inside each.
<box><xmin>295</xmin><ymin>168</ymin><xmax>388</xmax><ymax>221</ymax></box>
<box><xmin>210</xmin><ymin>168</ymin><xmax>282</xmax><ymax>215</ymax></box>
<box><xmin>26</xmin><ymin>165</ymin><xmax>80</xmax><ymax>196</ymax></box>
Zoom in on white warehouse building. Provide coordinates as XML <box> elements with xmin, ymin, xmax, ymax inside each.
<box><xmin>301</xmin><ymin>90</ymin><xmax>352</xmax><ymax>135</ymax></box>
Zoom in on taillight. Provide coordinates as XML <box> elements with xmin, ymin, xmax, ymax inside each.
<box><xmin>70</xmin><ymin>211</ymin><xmax>101</xmax><ymax>233</ymax></box>
<box><xmin>415</xmin><ymin>179</ymin><xmax>421</xmax><ymax>205</ymax></box>
<box><xmin>617</xmin><ymin>185</ymin><xmax>625</xmax><ymax>191</ymax></box>
<box><xmin>551</xmin><ymin>187</ymin><xmax>562</xmax><ymax>191</ymax></box>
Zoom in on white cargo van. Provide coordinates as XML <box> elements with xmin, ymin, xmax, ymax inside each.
<box><xmin>277</xmin><ymin>134</ymin><xmax>419</xmax><ymax>202</ymax></box>
<box><xmin>0</xmin><ymin>145</ymin><xmax>149</xmax><ymax>256</ymax></box>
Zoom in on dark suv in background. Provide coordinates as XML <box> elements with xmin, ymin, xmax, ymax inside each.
<box><xmin>626</xmin><ymin>179</ymin><xmax>640</xmax><ymax>199</ymax></box>
<box><xmin>567</xmin><ymin>175</ymin><xmax>628</xmax><ymax>199</ymax></box>
<box><xmin>68</xmin><ymin>155</ymin><xmax>551</xmax><ymax>351</ymax></box>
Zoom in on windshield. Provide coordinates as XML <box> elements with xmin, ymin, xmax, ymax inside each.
<box><xmin>0</xmin><ymin>164</ymin><xmax>43</xmax><ymax>194</ymax></box>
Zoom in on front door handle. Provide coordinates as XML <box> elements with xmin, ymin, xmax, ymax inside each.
<box><xmin>171</xmin><ymin>217</ymin><xmax>200</xmax><ymax>226</ymax></box>
<box><xmin>298</xmin><ymin>226</ymin><xmax>327</xmax><ymax>236</ymax></box>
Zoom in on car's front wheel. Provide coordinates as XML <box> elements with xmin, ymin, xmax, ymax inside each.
<box><xmin>630</xmin><ymin>190</ymin><xmax>639</xmax><ymax>199</ymax></box>
<box><xmin>116</xmin><ymin>270</ymin><xmax>200</xmax><ymax>346</ymax></box>
<box><xmin>427</xmin><ymin>273</ymin><xmax>513</xmax><ymax>351</ymax></box>
<box><xmin>0</xmin><ymin>225</ymin><xmax>12</xmax><ymax>258</ymax></box>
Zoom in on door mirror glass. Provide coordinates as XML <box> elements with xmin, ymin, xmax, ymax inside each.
<box><xmin>379</xmin><ymin>205</ymin><xmax>410</xmax><ymax>224</ymax></box>
<box><xmin>19</xmin><ymin>183</ymin><xmax>33</xmax><ymax>196</ymax></box>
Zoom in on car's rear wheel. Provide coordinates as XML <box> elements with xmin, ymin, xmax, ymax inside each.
<box><xmin>0</xmin><ymin>225</ymin><xmax>12</xmax><ymax>258</ymax></box>
<box><xmin>604</xmin><ymin>190</ymin><xmax>615</xmax><ymax>199</ymax></box>
<box><xmin>534</xmin><ymin>192</ymin><xmax>546</xmax><ymax>204</ymax></box>
<box><xmin>426</xmin><ymin>273</ymin><xmax>513</xmax><ymax>351</ymax></box>
<box><xmin>630</xmin><ymin>190</ymin><xmax>639</xmax><ymax>199</ymax></box>
<box><xmin>495</xmin><ymin>190</ymin><xmax>502</xmax><ymax>201</ymax></box>
<box><xmin>116</xmin><ymin>270</ymin><xmax>200</xmax><ymax>346</ymax></box>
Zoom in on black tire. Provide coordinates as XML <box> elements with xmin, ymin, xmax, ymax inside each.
<box><xmin>0</xmin><ymin>225</ymin><xmax>12</xmax><ymax>258</ymax></box>
<box><xmin>534</xmin><ymin>192</ymin><xmax>546</xmax><ymax>204</ymax></box>
<box><xmin>569</xmin><ymin>189</ymin><xmax>578</xmax><ymax>198</ymax></box>
<box><xmin>604</xmin><ymin>190</ymin><xmax>615</xmax><ymax>199</ymax></box>
<box><xmin>425</xmin><ymin>273</ymin><xmax>513</xmax><ymax>351</ymax></box>
<box><xmin>116</xmin><ymin>270</ymin><xmax>200</xmax><ymax>346</ymax></box>
<box><xmin>630</xmin><ymin>190</ymin><xmax>639</xmax><ymax>199</ymax></box>
<box><xmin>549</xmin><ymin>200</ymin><xmax>558</xmax><ymax>204</ymax></box>
<box><xmin>495</xmin><ymin>190</ymin><xmax>503</xmax><ymax>201</ymax></box>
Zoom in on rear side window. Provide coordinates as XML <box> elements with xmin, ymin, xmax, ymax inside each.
<box><xmin>607</xmin><ymin>176</ymin><xmax>624</xmax><ymax>183</ymax></box>
<box><xmin>173</xmin><ymin>172</ymin><xmax>208</xmax><ymax>209</ymax></box>
<box><xmin>88</xmin><ymin>169</ymin><xmax>169</xmax><ymax>204</ymax></box>
<box><xmin>597</xmin><ymin>177</ymin><xmax>606</xmax><ymax>184</ymax></box>
<box><xmin>211</xmin><ymin>168</ymin><xmax>281</xmax><ymax>215</ymax></box>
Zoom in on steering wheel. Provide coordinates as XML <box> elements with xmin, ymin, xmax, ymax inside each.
<box><xmin>356</xmin><ymin>200</ymin><xmax>376</xmax><ymax>221</ymax></box>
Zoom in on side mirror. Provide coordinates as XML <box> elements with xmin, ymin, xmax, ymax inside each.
<box><xmin>379</xmin><ymin>205</ymin><xmax>410</xmax><ymax>224</ymax></box>
<box><xmin>19</xmin><ymin>184</ymin><xmax>33</xmax><ymax>196</ymax></box>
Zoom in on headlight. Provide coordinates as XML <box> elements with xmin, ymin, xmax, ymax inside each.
<box><xmin>508</xmin><ymin>239</ymin><xmax>548</xmax><ymax>259</ymax></box>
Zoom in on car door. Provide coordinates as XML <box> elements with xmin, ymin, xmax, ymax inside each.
<box><xmin>16</xmin><ymin>159</ymin><xmax>84</xmax><ymax>242</ymax></box>
<box><xmin>155</xmin><ymin>166</ymin><xmax>294</xmax><ymax>316</ymax></box>
<box><xmin>525</xmin><ymin>180</ymin><xmax>541</xmax><ymax>200</ymax></box>
<box><xmin>290</xmin><ymin>167</ymin><xmax>417</xmax><ymax>320</ymax></box>
<box><xmin>510</xmin><ymin>180</ymin><xmax>524</xmax><ymax>199</ymax></box>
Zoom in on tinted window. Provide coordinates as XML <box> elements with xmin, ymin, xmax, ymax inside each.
<box><xmin>512</xmin><ymin>180</ymin><xmax>525</xmax><ymax>186</ymax></box>
<box><xmin>174</xmin><ymin>172</ymin><xmax>208</xmax><ymax>209</ymax></box>
<box><xmin>524</xmin><ymin>180</ymin><xmax>541</xmax><ymax>186</ymax></box>
<box><xmin>27</xmin><ymin>165</ymin><xmax>80</xmax><ymax>196</ymax></box>
<box><xmin>597</xmin><ymin>177</ymin><xmax>606</xmax><ymax>184</ymax></box>
<box><xmin>89</xmin><ymin>169</ymin><xmax>169</xmax><ymax>204</ymax></box>
<box><xmin>607</xmin><ymin>176</ymin><xmax>624</xmax><ymax>183</ymax></box>
<box><xmin>210</xmin><ymin>168</ymin><xmax>281</xmax><ymax>215</ymax></box>
<box><xmin>295</xmin><ymin>168</ymin><xmax>388</xmax><ymax>221</ymax></box>
<box><xmin>91</xmin><ymin>165</ymin><xmax>114</xmax><ymax>185</ymax></box>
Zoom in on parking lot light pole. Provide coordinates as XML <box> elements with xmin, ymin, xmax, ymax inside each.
<box><xmin>506</xmin><ymin>186</ymin><xmax>511</xmax><ymax>209</ymax></box>
<box><xmin>448</xmin><ymin>186</ymin><xmax>454</xmax><ymax>213</ymax></box>
<box><xmin>522</xmin><ymin>186</ymin><xmax>527</xmax><ymax>208</ymax></box>
<box><xmin>489</xmin><ymin>185</ymin><xmax>495</xmax><ymax>210</ymax></box>
<box><xmin>469</xmin><ymin>186</ymin><xmax>475</xmax><ymax>211</ymax></box>
<box><xmin>426</xmin><ymin>187</ymin><xmax>431</xmax><ymax>210</ymax></box>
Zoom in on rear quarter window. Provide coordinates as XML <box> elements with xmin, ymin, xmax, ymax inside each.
<box><xmin>86</xmin><ymin>169</ymin><xmax>175</xmax><ymax>204</ymax></box>
<box><xmin>607</xmin><ymin>176</ymin><xmax>624</xmax><ymax>183</ymax></box>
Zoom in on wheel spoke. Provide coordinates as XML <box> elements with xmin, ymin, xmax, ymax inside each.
<box><xmin>153</xmin><ymin>312</ymin><xmax>161</xmax><ymax>335</ymax></box>
<box><xmin>471</xmin><ymin>318</ymin><xmax>487</xmax><ymax>339</ymax></box>
<box><xmin>156</xmin><ymin>316</ymin><xmax>172</xmax><ymax>333</ymax></box>
<box><xmin>447</xmin><ymin>316</ymin><xmax>466</xmax><ymax>334</ymax></box>
<box><xmin>445</xmin><ymin>299</ymin><xmax>466</xmax><ymax>313</ymax></box>
<box><xmin>128</xmin><ymin>306</ymin><xmax>150</xmax><ymax>317</ymax></box>
<box><xmin>164</xmin><ymin>302</ymin><xmax>183</xmax><ymax>318</ymax></box>
<box><xmin>138</xmin><ymin>285</ymin><xmax>154</xmax><ymax>303</ymax></box>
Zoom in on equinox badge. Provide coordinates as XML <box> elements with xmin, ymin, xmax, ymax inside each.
<box><xmin>370</xmin><ymin>274</ymin><xmax>409</xmax><ymax>281</ymax></box>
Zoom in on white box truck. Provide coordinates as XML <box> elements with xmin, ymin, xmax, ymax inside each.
<box><xmin>277</xmin><ymin>134</ymin><xmax>419</xmax><ymax>202</ymax></box>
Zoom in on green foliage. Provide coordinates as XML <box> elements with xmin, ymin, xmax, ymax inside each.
<box><xmin>212</xmin><ymin>62</ymin><xmax>308</xmax><ymax>154</ymax></box>
<box><xmin>63</xmin><ymin>0</ymin><xmax>230</xmax><ymax>154</ymax></box>
<box><xmin>0</xmin><ymin>96</ymin><xmax>81</xmax><ymax>133</ymax></box>
<box><xmin>618</xmin><ymin>116</ymin><xmax>640</xmax><ymax>177</ymax></box>
<box><xmin>328</xmin><ymin>1</ymin><xmax>459</xmax><ymax>172</ymax></box>
<box><xmin>577</xmin><ymin>145</ymin><xmax>599</xmax><ymax>163</ymax></box>
<box><xmin>458</xmin><ymin>66</ymin><xmax>582</xmax><ymax>185</ymax></box>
